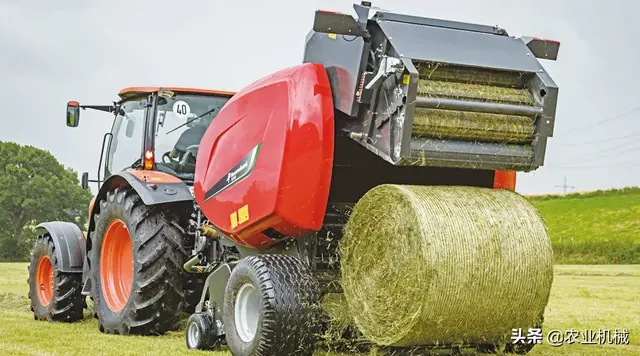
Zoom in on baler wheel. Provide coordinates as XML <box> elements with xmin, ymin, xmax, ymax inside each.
<box><xmin>27</xmin><ymin>235</ymin><xmax>84</xmax><ymax>322</ymax></box>
<box><xmin>185</xmin><ymin>312</ymin><xmax>217</xmax><ymax>350</ymax></box>
<box><xmin>89</xmin><ymin>187</ymin><xmax>188</xmax><ymax>335</ymax></box>
<box><xmin>222</xmin><ymin>254</ymin><xmax>321</xmax><ymax>356</ymax></box>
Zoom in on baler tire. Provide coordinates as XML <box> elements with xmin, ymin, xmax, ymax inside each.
<box><xmin>185</xmin><ymin>312</ymin><xmax>217</xmax><ymax>350</ymax></box>
<box><xmin>89</xmin><ymin>187</ymin><xmax>188</xmax><ymax>336</ymax></box>
<box><xmin>223</xmin><ymin>254</ymin><xmax>321</xmax><ymax>356</ymax></box>
<box><xmin>27</xmin><ymin>235</ymin><xmax>84</xmax><ymax>322</ymax></box>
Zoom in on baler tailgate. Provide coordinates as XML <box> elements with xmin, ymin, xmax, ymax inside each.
<box><xmin>306</xmin><ymin>5</ymin><xmax>560</xmax><ymax>172</ymax></box>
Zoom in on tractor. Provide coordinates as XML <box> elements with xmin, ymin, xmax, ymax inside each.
<box><xmin>27</xmin><ymin>2</ymin><xmax>560</xmax><ymax>356</ymax></box>
<box><xmin>28</xmin><ymin>86</ymin><xmax>235</xmax><ymax>334</ymax></box>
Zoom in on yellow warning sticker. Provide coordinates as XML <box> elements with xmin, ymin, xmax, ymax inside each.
<box><xmin>230</xmin><ymin>211</ymin><xmax>238</xmax><ymax>228</ymax></box>
<box><xmin>238</xmin><ymin>205</ymin><xmax>249</xmax><ymax>224</ymax></box>
<box><xmin>328</xmin><ymin>33</ymin><xmax>337</xmax><ymax>39</ymax></box>
<box><xmin>402</xmin><ymin>74</ymin><xmax>410</xmax><ymax>85</ymax></box>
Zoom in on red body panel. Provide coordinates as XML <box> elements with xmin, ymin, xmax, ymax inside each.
<box><xmin>493</xmin><ymin>170</ymin><xmax>517</xmax><ymax>191</ymax></box>
<box><xmin>194</xmin><ymin>63</ymin><xmax>335</xmax><ymax>250</ymax></box>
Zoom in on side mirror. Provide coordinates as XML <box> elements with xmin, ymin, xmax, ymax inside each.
<box><xmin>81</xmin><ymin>172</ymin><xmax>89</xmax><ymax>190</ymax></box>
<box><xmin>67</xmin><ymin>101</ymin><xmax>81</xmax><ymax>127</ymax></box>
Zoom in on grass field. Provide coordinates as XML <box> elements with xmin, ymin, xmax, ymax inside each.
<box><xmin>527</xmin><ymin>187</ymin><xmax>640</xmax><ymax>264</ymax></box>
<box><xmin>0</xmin><ymin>262</ymin><xmax>638</xmax><ymax>355</ymax></box>
<box><xmin>0</xmin><ymin>187</ymin><xmax>638</xmax><ymax>354</ymax></box>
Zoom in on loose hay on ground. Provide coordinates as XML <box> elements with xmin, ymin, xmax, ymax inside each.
<box><xmin>319</xmin><ymin>293</ymin><xmax>371</xmax><ymax>353</ymax></box>
<box><xmin>339</xmin><ymin>185</ymin><xmax>554</xmax><ymax>348</ymax></box>
<box><xmin>0</xmin><ymin>292</ymin><xmax>31</xmax><ymax>312</ymax></box>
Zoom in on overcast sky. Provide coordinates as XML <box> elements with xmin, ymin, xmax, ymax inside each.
<box><xmin>1</xmin><ymin>0</ymin><xmax>638</xmax><ymax>195</ymax></box>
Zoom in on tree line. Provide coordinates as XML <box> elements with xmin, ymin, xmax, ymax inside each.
<box><xmin>0</xmin><ymin>141</ymin><xmax>92</xmax><ymax>261</ymax></box>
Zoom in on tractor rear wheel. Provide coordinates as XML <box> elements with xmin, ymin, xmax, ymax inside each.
<box><xmin>222</xmin><ymin>254</ymin><xmax>321</xmax><ymax>356</ymax></box>
<box><xmin>89</xmin><ymin>187</ymin><xmax>188</xmax><ymax>335</ymax></box>
<box><xmin>27</xmin><ymin>235</ymin><xmax>84</xmax><ymax>322</ymax></box>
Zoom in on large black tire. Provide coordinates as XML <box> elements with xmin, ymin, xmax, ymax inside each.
<box><xmin>27</xmin><ymin>235</ymin><xmax>84</xmax><ymax>322</ymax></box>
<box><xmin>223</xmin><ymin>254</ymin><xmax>321</xmax><ymax>356</ymax></box>
<box><xmin>89</xmin><ymin>187</ymin><xmax>189</xmax><ymax>335</ymax></box>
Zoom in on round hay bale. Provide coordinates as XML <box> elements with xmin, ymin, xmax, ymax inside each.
<box><xmin>339</xmin><ymin>185</ymin><xmax>554</xmax><ymax>347</ymax></box>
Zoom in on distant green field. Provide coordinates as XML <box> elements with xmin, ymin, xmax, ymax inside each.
<box><xmin>527</xmin><ymin>187</ymin><xmax>640</xmax><ymax>264</ymax></box>
<box><xmin>1</xmin><ymin>263</ymin><xmax>638</xmax><ymax>355</ymax></box>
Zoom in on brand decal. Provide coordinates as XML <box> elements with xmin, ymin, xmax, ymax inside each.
<box><xmin>204</xmin><ymin>143</ymin><xmax>261</xmax><ymax>200</ymax></box>
<box><xmin>227</xmin><ymin>161</ymin><xmax>248</xmax><ymax>184</ymax></box>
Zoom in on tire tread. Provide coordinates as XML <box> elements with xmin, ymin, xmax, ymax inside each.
<box><xmin>226</xmin><ymin>254</ymin><xmax>321</xmax><ymax>356</ymax></box>
<box><xmin>89</xmin><ymin>187</ymin><xmax>189</xmax><ymax>335</ymax></box>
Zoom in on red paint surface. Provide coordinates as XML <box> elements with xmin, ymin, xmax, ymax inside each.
<box><xmin>493</xmin><ymin>170</ymin><xmax>517</xmax><ymax>191</ymax></box>
<box><xmin>194</xmin><ymin>63</ymin><xmax>335</xmax><ymax>250</ymax></box>
<box><xmin>532</xmin><ymin>37</ymin><xmax>560</xmax><ymax>44</ymax></box>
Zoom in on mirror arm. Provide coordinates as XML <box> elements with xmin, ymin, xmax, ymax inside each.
<box><xmin>80</xmin><ymin>105</ymin><xmax>115</xmax><ymax>113</ymax></box>
<box><xmin>97</xmin><ymin>133</ymin><xmax>113</xmax><ymax>187</ymax></box>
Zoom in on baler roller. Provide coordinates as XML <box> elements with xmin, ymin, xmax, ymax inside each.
<box><xmin>411</xmin><ymin>61</ymin><xmax>541</xmax><ymax>145</ymax></box>
<box><xmin>415</xmin><ymin>64</ymin><xmax>537</xmax><ymax>107</ymax></box>
<box><xmin>408</xmin><ymin>139</ymin><xmax>533</xmax><ymax>169</ymax></box>
<box><xmin>412</xmin><ymin>109</ymin><xmax>535</xmax><ymax>144</ymax></box>
<box><xmin>414</xmin><ymin>97</ymin><xmax>542</xmax><ymax>117</ymax></box>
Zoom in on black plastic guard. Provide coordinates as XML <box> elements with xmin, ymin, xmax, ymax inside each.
<box><xmin>35</xmin><ymin>222</ymin><xmax>85</xmax><ymax>273</ymax></box>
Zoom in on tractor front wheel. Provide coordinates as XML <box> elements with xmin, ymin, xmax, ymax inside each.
<box><xmin>27</xmin><ymin>235</ymin><xmax>84</xmax><ymax>322</ymax></box>
<box><xmin>89</xmin><ymin>187</ymin><xmax>188</xmax><ymax>335</ymax></box>
<box><xmin>223</xmin><ymin>254</ymin><xmax>321</xmax><ymax>356</ymax></box>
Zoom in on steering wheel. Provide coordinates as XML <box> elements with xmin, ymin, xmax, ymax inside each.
<box><xmin>180</xmin><ymin>145</ymin><xmax>200</xmax><ymax>165</ymax></box>
<box><xmin>163</xmin><ymin>152</ymin><xmax>179</xmax><ymax>164</ymax></box>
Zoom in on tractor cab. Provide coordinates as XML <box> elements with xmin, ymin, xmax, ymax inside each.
<box><xmin>66</xmin><ymin>87</ymin><xmax>234</xmax><ymax>188</ymax></box>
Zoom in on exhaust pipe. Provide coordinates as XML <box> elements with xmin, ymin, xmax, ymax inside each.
<box><xmin>184</xmin><ymin>253</ymin><xmax>203</xmax><ymax>273</ymax></box>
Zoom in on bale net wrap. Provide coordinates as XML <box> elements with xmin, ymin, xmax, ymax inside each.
<box><xmin>339</xmin><ymin>184</ymin><xmax>554</xmax><ymax>347</ymax></box>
